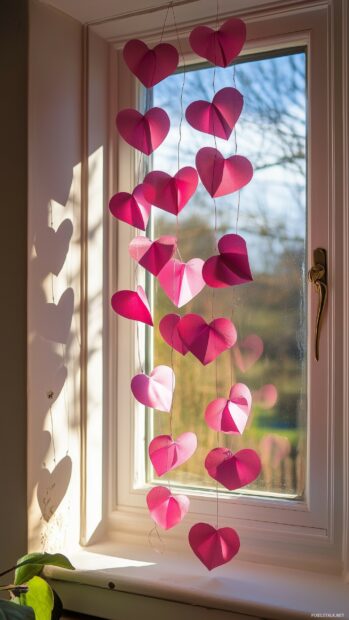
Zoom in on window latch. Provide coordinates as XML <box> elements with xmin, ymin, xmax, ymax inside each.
<box><xmin>308</xmin><ymin>248</ymin><xmax>327</xmax><ymax>361</ymax></box>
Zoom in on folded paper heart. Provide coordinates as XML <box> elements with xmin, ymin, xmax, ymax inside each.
<box><xmin>129</xmin><ymin>235</ymin><xmax>176</xmax><ymax>276</ymax></box>
<box><xmin>205</xmin><ymin>383</ymin><xmax>252</xmax><ymax>434</ymax></box>
<box><xmin>234</xmin><ymin>334</ymin><xmax>264</xmax><ymax>372</ymax></box>
<box><xmin>147</xmin><ymin>486</ymin><xmax>190</xmax><ymax>530</ymax></box>
<box><xmin>185</xmin><ymin>87</ymin><xmax>243</xmax><ymax>140</ymax></box>
<box><xmin>202</xmin><ymin>234</ymin><xmax>253</xmax><ymax>288</ymax></box>
<box><xmin>159</xmin><ymin>314</ymin><xmax>189</xmax><ymax>356</ymax></box>
<box><xmin>196</xmin><ymin>148</ymin><xmax>253</xmax><ymax>198</ymax></box>
<box><xmin>205</xmin><ymin>447</ymin><xmax>261</xmax><ymax>490</ymax></box>
<box><xmin>177</xmin><ymin>314</ymin><xmax>237</xmax><ymax>365</ymax></box>
<box><xmin>143</xmin><ymin>167</ymin><xmax>198</xmax><ymax>215</ymax></box>
<box><xmin>123</xmin><ymin>39</ymin><xmax>179</xmax><ymax>87</ymax></box>
<box><xmin>253</xmin><ymin>384</ymin><xmax>278</xmax><ymax>409</ymax></box>
<box><xmin>188</xmin><ymin>522</ymin><xmax>240</xmax><ymax>570</ymax></box>
<box><xmin>116</xmin><ymin>107</ymin><xmax>170</xmax><ymax>155</ymax></box>
<box><xmin>131</xmin><ymin>365</ymin><xmax>175</xmax><ymax>412</ymax></box>
<box><xmin>109</xmin><ymin>184</ymin><xmax>151</xmax><ymax>231</ymax></box>
<box><xmin>111</xmin><ymin>285</ymin><xmax>153</xmax><ymax>326</ymax></box>
<box><xmin>189</xmin><ymin>18</ymin><xmax>246</xmax><ymax>68</ymax></box>
<box><xmin>149</xmin><ymin>432</ymin><xmax>197</xmax><ymax>476</ymax></box>
<box><xmin>158</xmin><ymin>258</ymin><xmax>205</xmax><ymax>307</ymax></box>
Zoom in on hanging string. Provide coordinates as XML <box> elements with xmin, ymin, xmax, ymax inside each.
<box><xmin>148</xmin><ymin>524</ymin><xmax>166</xmax><ymax>553</ymax></box>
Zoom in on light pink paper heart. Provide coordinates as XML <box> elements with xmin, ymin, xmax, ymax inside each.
<box><xmin>186</xmin><ymin>88</ymin><xmax>243</xmax><ymax>140</ymax></box>
<box><xmin>149</xmin><ymin>432</ymin><xmax>197</xmax><ymax>476</ymax></box>
<box><xmin>147</xmin><ymin>486</ymin><xmax>189</xmax><ymax>530</ymax></box>
<box><xmin>203</xmin><ymin>234</ymin><xmax>253</xmax><ymax>288</ymax></box>
<box><xmin>131</xmin><ymin>365</ymin><xmax>175</xmax><ymax>412</ymax></box>
<box><xmin>111</xmin><ymin>285</ymin><xmax>153</xmax><ymax>326</ymax></box>
<box><xmin>205</xmin><ymin>383</ymin><xmax>252</xmax><ymax>434</ymax></box>
<box><xmin>234</xmin><ymin>334</ymin><xmax>264</xmax><ymax>372</ymax></box>
<box><xmin>189</xmin><ymin>18</ymin><xmax>246</xmax><ymax>68</ymax></box>
<box><xmin>109</xmin><ymin>184</ymin><xmax>151</xmax><ymax>231</ymax></box>
<box><xmin>177</xmin><ymin>314</ymin><xmax>237</xmax><ymax>365</ymax></box>
<box><xmin>189</xmin><ymin>522</ymin><xmax>240</xmax><ymax>570</ymax></box>
<box><xmin>196</xmin><ymin>148</ymin><xmax>253</xmax><ymax>198</ymax></box>
<box><xmin>123</xmin><ymin>39</ymin><xmax>179</xmax><ymax>87</ymax></box>
<box><xmin>116</xmin><ymin>107</ymin><xmax>170</xmax><ymax>155</ymax></box>
<box><xmin>205</xmin><ymin>447</ymin><xmax>261</xmax><ymax>490</ymax></box>
<box><xmin>159</xmin><ymin>314</ymin><xmax>189</xmax><ymax>355</ymax></box>
<box><xmin>253</xmin><ymin>384</ymin><xmax>278</xmax><ymax>409</ymax></box>
<box><xmin>143</xmin><ymin>167</ymin><xmax>198</xmax><ymax>215</ymax></box>
<box><xmin>129</xmin><ymin>235</ymin><xmax>176</xmax><ymax>276</ymax></box>
<box><xmin>158</xmin><ymin>258</ymin><xmax>205</xmax><ymax>307</ymax></box>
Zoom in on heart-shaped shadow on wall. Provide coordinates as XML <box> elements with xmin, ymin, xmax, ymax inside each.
<box><xmin>37</xmin><ymin>455</ymin><xmax>72</xmax><ymax>522</ymax></box>
<box><xmin>40</xmin><ymin>288</ymin><xmax>74</xmax><ymax>345</ymax></box>
<box><xmin>34</xmin><ymin>219</ymin><xmax>73</xmax><ymax>276</ymax></box>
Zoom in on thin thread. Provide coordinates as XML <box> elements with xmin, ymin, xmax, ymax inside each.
<box><xmin>159</xmin><ymin>2</ymin><xmax>171</xmax><ymax>43</ymax></box>
<box><xmin>232</xmin><ymin>64</ymin><xmax>241</xmax><ymax>234</ymax></box>
<box><xmin>171</xmin><ymin>2</ymin><xmax>186</xmax><ymax>171</ymax></box>
<box><xmin>148</xmin><ymin>524</ymin><xmax>165</xmax><ymax>553</ymax></box>
<box><xmin>49</xmin><ymin>405</ymin><xmax>56</xmax><ymax>464</ymax></box>
<box><xmin>62</xmin><ymin>344</ymin><xmax>71</xmax><ymax>455</ymax></box>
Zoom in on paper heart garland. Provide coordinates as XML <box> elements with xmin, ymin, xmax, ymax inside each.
<box><xmin>147</xmin><ymin>486</ymin><xmax>189</xmax><ymax>530</ymax></box>
<box><xmin>205</xmin><ymin>383</ymin><xmax>252</xmax><ymax>434</ymax></box>
<box><xmin>109</xmin><ymin>184</ymin><xmax>151</xmax><ymax>231</ymax></box>
<box><xmin>158</xmin><ymin>258</ymin><xmax>205</xmax><ymax>307</ymax></box>
<box><xmin>131</xmin><ymin>365</ymin><xmax>175</xmax><ymax>412</ymax></box>
<box><xmin>196</xmin><ymin>148</ymin><xmax>253</xmax><ymax>198</ymax></box>
<box><xmin>116</xmin><ymin>108</ymin><xmax>170</xmax><ymax>155</ymax></box>
<box><xmin>143</xmin><ymin>168</ymin><xmax>198</xmax><ymax>215</ymax></box>
<box><xmin>234</xmin><ymin>334</ymin><xmax>264</xmax><ymax>372</ymax></box>
<box><xmin>189</xmin><ymin>523</ymin><xmax>240</xmax><ymax>570</ymax></box>
<box><xmin>203</xmin><ymin>233</ymin><xmax>253</xmax><ymax>288</ymax></box>
<box><xmin>177</xmin><ymin>314</ymin><xmax>237</xmax><ymax>365</ymax></box>
<box><xmin>149</xmin><ymin>432</ymin><xmax>197</xmax><ymax>476</ymax></box>
<box><xmin>205</xmin><ymin>447</ymin><xmax>261</xmax><ymax>490</ymax></box>
<box><xmin>111</xmin><ymin>285</ymin><xmax>153</xmax><ymax>326</ymax></box>
<box><xmin>159</xmin><ymin>314</ymin><xmax>189</xmax><ymax>355</ymax></box>
<box><xmin>129</xmin><ymin>235</ymin><xmax>176</xmax><ymax>276</ymax></box>
<box><xmin>189</xmin><ymin>18</ymin><xmax>246</xmax><ymax>68</ymax></box>
<box><xmin>185</xmin><ymin>87</ymin><xmax>243</xmax><ymax>140</ymax></box>
<box><xmin>123</xmin><ymin>39</ymin><xmax>179</xmax><ymax>87</ymax></box>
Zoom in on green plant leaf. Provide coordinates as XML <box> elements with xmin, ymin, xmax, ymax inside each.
<box><xmin>15</xmin><ymin>553</ymin><xmax>74</xmax><ymax>585</ymax></box>
<box><xmin>0</xmin><ymin>599</ymin><xmax>35</xmax><ymax>620</ymax></box>
<box><xmin>19</xmin><ymin>576</ymin><xmax>54</xmax><ymax>620</ymax></box>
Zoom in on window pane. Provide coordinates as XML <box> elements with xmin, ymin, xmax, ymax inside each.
<box><xmin>146</xmin><ymin>51</ymin><xmax>307</xmax><ymax>497</ymax></box>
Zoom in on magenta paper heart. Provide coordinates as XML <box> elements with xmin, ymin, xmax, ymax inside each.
<box><xmin>205</xmin><ymin>383</ymin><xmax>252</xmax><ymax>434</ymax></box>
<box><xmin>189</xmin><ymin>523</ymin><xmax>240</xmax><ymax>570</ymax></box>
<box><xmin>116</xmin><ymin>108</ymin><xmax>170</xmax><ymax>155</ymax></box>
<box><xmin>123</xmin><ymin>39</ymin><xmax>179</xmax><ymax>87</ymax></box>
<box><xmin>205</xmin><ymin>447</ymin><xmax>261</xmax><ymax>490</ymax></box>
<box><xmin>196</xmin><ymin>148</ymin><xmax>253</xmax><ymax>198</ymax></box>
<box><xmin>109</xmin><ymin>184</ymin><xmax>151</xmax><ymax>231</ymax></box>
<box><xmin>158</xmin><ymin>258</ymin><xmax>205</xmax><ymax>307</ymax></box>
<box><xmin>147</xmin><ymin>486</ymin><xmax>189</xmax><ymax>530</ymax></box>
<box><xmin>143</xmin><ymin>167</ymin><xmax>198</xmax><ymax>215</ymax></box>
<box><xmin>189</xmin><ymin>18</ymin><xmax>246</xmax><ymax>68</ymax></box>
<box><xmin>177</xmin><ymin>314</ymin><xmax>237</xmax><ymax>365</ymax></box>
<box><xmin>253</xmin><ymin>384</ymin><xmax>278</xmax><ymax>409</ymax></box>
<box><xmin>131</xmin><ymin>365</ymin><xmax>175</xmax><ymax>412</ymax></box>
<box><xmin>203</xmin><ymin>234</ymin><xmax>253</xmax><ymax>288</ymax></box>
<box><xmin>186</xmin><ymin>88</ymin><xmax>243</xmax><ymax>140</ymax></box>
<box><xmin>129</xmin><ymin>235</ymin><xmax>176</xmax><ymax>276</ymax></box>
<box><xmin>111</xmin><ymin>285</ymin><xmax>153</xmax><ymax>326</ymax></box>
<box><xmin>159</xmin><ymin>314</ymin><xmax>189</xmax><ymax>356</ymax></box>
<box><xmin>149</xmin><ymin>432</ymin><xmax>197</xmax><ymax>476</ymax></box>
<box><xmin>234</xmin><ymin>334</ymin><xmax>264</xmax><ymax>372</ymax></box>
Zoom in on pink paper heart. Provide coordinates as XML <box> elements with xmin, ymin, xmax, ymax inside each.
<box><xmin>205</xmin><ymin>383</ymin><xmax>252</xmax><ymax>434</ymax></box>
<box><xmin>143</xmin><ymin>167</ymin><xmax>198</xmax><ymax>215</ymax></box>
<box><xmin>196</xmin><ymin>148</ymin><xmax>253</xmax><ymax>198</ymax></box>
<box><xmin>234</xmin><ymin>334</ymin><xmax>264</xmax><ymax>372</ymax></box>
<box><xmin>123</xmin><ymin>39</ymin><xmax>179</xmax><ymax>87</ymax></box>
<box><xmin>159</xmin><ymin>314</ymin><xmax>189</xmax><ymax>355</ymax></box>
<box><xmin>129</xmin><ymin>235</ymin><xmax>176</xmax><ymax>276</ymax></box>
<box><xmin>131</xmin><ymin>365</ymin><xmax>175</xmax><ymax>412</ymax></box>
<box><xmin>205</xmin><ymin>447</ymin><xmax>261</xmax><ymax>490</ymax></box>
<box><xmin>185</xmin><ymin>88</ymin><xmax>243</xmax><ymax>140</ymax></box>
<box><xmin>111</xmin><ymin>285</ymin><xmax>153</xmax><ymax>326</ymax></box>
<box><xmin>203</xmin><ymin>234</ymin><xmax>253</xmax><ymax>288</ymax></box>
<box><xmin>109</xmin><ymin>184</ymin><xmax>151</xmax><ymax>231</ymax></box>
<box><xmin>177</xmin><ymin>314</ymin><xmax>237</xmax><ymax>365</ymax></box>
<box><xmin>253</xmin><ymin>384</ymin><xmax>278</xmax><ymax>409</ymax></box>
<box><xmin>116</xmin><ymin>108</ymin><xmax>170</xmax><ymax>155</ymax></box>
<box><xmin>147</xmin><ymin>486</ymin><xmax>189</xmax><ymax>530</ymax></box>
<box><xmin>158</xmin><ymin>258</ymin><xmax>205</xmax><ymax>307</ymax></box>
<box><xmin>149</xmin><ymin>432</ymin><xmax>197</xmax><ymax>476</ymax></box>
<box><xmin>189</xmin><ymin>523</ymin><xmax>240</xmax><ymax>570</ymax></box>
<box><xmin>189</xmin><ymin>18</ymin><xmax>246</xmax><ymax>68</ymax></box>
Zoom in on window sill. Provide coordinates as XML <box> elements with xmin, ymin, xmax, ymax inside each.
<box><xmin>45</xmin><ymin>541</ymin><xmax>349</xmax><ymax>620</ymax></box>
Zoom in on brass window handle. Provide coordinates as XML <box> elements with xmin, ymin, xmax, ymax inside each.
<box><xmin>308</xmin><ymin>248</ymin><xmax>327</xmax><ymax>361</ymax></box>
